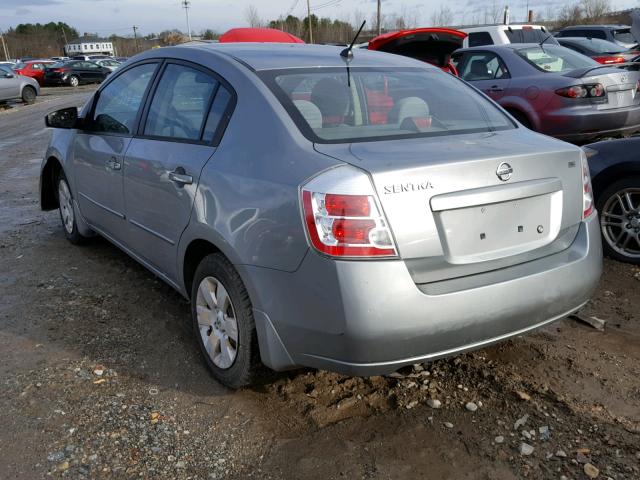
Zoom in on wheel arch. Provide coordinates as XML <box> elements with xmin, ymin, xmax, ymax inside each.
<box><xmin>40</xmin><ymin>156</ymin><xmax>63</xmax><ymax>211</ymax></box>
<box><xmin>592</xmin><ymin>162</ymin><xmax>640</xmax><ymax>200</ymax></box>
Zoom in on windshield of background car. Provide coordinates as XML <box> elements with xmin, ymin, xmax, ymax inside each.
<box><xmin>261</xmin><ymin>67</ymin><xmax>515</xmax><ymax>143</ymax></box>
<box><xmin>572</xmin><ymin>38</ymin><xmax>627</xmax><ymax>53</ymax></box>
<box><xmin>50</xmin><ymin>61</ymin><xmax>70</xmax><ymax>68</ymax></box>
<box><xmin>505</xmin><ymin>28</ymin><xmax>558</xmax><ymax>44</ymax></box>
<box><xmin>515</xmin><ymin>45</ymin><xmax>597</xmax><ymax>73</ymax></box>
<box><xmin>613</xmin><ymin>28</ymin><xmax>637</xmax><ymax>44</ymax></box>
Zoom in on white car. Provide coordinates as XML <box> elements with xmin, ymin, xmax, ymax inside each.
<box><xmin>460</xmin><ymin>24</ymin><xmax>557</xmax><ymax>48</ymax></box>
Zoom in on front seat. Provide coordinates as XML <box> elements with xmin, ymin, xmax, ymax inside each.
<box><xmin>310</xmin><ymin>78</ymin><xmax>350</xmax><ymax>127</ymax></box>
<box><xmin>467</xmin><ymin>59</ymin><xmax>491</xmax><ymax>80</ymax></box>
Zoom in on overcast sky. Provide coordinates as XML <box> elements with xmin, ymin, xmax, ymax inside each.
<box><xmin>0</xmin><ymin>0</ymin><xmax>637</xmax><ymax>37</ymax></box>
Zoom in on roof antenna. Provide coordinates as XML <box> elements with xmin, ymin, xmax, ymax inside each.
<box><xmin>341</xmin><ymin>20</ymin><xmax>366</xmax><ymax>87</ymax></box>
<box><xmin>341</xmin><ymin>20</ymin><xmax>366</xmax><ymax>60</ymax></box>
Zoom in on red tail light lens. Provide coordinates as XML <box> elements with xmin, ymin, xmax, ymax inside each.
<box><xmin>556</xmin><ymin>84</ymin><xmax>605</xmax><ymax>99</ymax></box>
<box><xmin>302</xmin><ymin>189</ymin><xmax>397</xmax><ymax>258</ymax></box>
<box><xmin>325</xmin><ymin>193</ymin><xmax>370</xmax><ymax>217</ymax></box>
<box><xmin>593</xmin><ymin>56</ymin><xmax>625</xmax><ymax>64</ymax></box>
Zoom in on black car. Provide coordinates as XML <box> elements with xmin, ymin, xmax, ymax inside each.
<box><xmin>556</xmin><ymin>25</ymin><xmax>638</xmax><ymax>50</ymax></box>
<box><xmin>43</xmin><ymin>60</ymin><xmax>110</xmax><ymax>87</ymax></box>
<box><xmin>557</xmin><ymin>37</ymin><xmax>638</xmax><ymax>64</ymax></box>
<box><xmin>584</xmin><ymin>137</ymin><xmax>640</xmax><ymax>264</ymax></box>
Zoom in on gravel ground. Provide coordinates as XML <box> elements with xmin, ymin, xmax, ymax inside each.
<box><xmin>0</xmin><ymin>86</ymin><xmax>639</xmax><ymax>480</ymax></box>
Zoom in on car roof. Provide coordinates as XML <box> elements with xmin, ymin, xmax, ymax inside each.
<box><xmin>561</xmin><ymin>24</ymin><xmax>629</xmax><ymax>29</ymax></box>
<box><xmin>176</xmin><ymin>42</ymin><xmax>436</xmax><ymax>71</ymax></box>
<box><xmin>456</xmin><ymin>43</ymin><xmax>551</xmax><ymax>52</ymax></box>
<box><xmin>460</xmin><ymin>24</ymin><xmax>547</xmax><ymax>32</ymax></box>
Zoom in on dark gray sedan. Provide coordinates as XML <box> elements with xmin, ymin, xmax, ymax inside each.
<box><xmin>40</xmin><ymin>43</ymin><xmax>601</xmax><ymax>387</ymax></box>
<box><xmin>453</xmin><ymin>44</ymin><xmax>640</xmax><ymax>144</ymax></box>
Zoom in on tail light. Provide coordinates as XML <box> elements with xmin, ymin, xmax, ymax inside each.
<box><xmin>555</xmin><ymin>84</ymin><xmax>605</xmax><ymax>99</ymax></box>
<box><xmin>593</xmin><ymin>56</ymin><xmax>625</xmax><ymax>64</ymax></box>
<box><xmin>50</xmin><ymin>68</ymin><xmax>68</xmax><ymax>72</ymax></box>
<box><xmin>301</xmin><ymin>166</ymin><xmax>397</xmax><ymax>258</ymax></box>
<box><xmin>580</xmin><ymin>150</ymin><xmax>594</xmax><ymax>219</ymax></box>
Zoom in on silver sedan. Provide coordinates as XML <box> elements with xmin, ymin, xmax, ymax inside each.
<box><xmin>39</xmin><ymin>43</ymin><xmax>602</xmax><ymax>388</ymax></box>
<box><xmin>0</xmin><ymin>65</ymin><xmax>39</xmax><ymax>104</ymax></box>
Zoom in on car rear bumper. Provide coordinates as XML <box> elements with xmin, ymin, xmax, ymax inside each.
<box><xmin>242</xmin><ymin>213</ymin><xmax>602</xmax><ymax>375</ymax></box>
<box><xmin>542</xmin><ymin>103</ymin><xmax>640</xmax><ymax>143</ymax></box>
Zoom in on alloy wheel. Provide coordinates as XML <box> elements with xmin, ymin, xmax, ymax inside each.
<box><xmin>69</xmin><ymin>76</ymin><xmax>79</xmax><ymax>87</ymax></box>
<box><xmin>600</xmin><ymin>188</ymin><xmax>640</xmax><ymax>260</ymax></box>
<box><xmin>195</xmin><ymin>276</ymin><xmax>239</xmax><ymax>370</ymax></box>
<box><xmin>58</xmin><ymin>179</ymin><xmax>75</xmax><ymax>234</ymax></box>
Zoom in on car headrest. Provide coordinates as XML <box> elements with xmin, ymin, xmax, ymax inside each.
<box><xmin>389</xmin><ymin>97</ymin><xmax>430</xmax><ymax>125</ymax></box>
<box><xmin>310</xmin><ymin>77</ymin><xmax>349</xmax><ymax>119</ymax></box>
<box><xmin>293</xmin><ymin>100</ymin><xmax>322</xmax><ymax>130</ymax></box>
<box><xmin>470</xmin><ymin>59</ymin><xmax>489</xmax><ymax>78</ymax></box>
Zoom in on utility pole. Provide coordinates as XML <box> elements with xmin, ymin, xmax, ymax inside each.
<box><xmin>0</xmin><ymin>31</ymin><xmax>9</xmax><ymax>61</ymax></box>
<box><xmin>132</xmin><ymin>25</ymin><xmax>139</xmax><ymax>53</ymax></box>
<box><xmin>60</xmin><ymin>26</ymin><xmax>68</xmax><ymax>56</ymax></box>
<box><xmin>182</xmin><ymin>0</ymin><xmax>192</xmax><ymax>41</ymax></box>
<box><xmin>377</xmin><ymin>0</ymin><xmax>381</xmax><ymax>35</ymax></box>
<box><xmin>306</xmin><ymin>0</ymin><xmax>313</xmax><ymax>44</ymax></box>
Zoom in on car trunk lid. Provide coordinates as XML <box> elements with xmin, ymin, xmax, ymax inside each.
<box><xmin>563</xmin><ymin>66</ymin><xmax>640</xmax><ymax>109</ymax></box>
<box><xmin>368</xmin><ymin>28</ymin><xmax>466</xmax><ymax>75</ymax></box>
<box><xmin>315</xmin><ymin>130</ymin><xmax>584</xmax><ymax>283</ymax></box>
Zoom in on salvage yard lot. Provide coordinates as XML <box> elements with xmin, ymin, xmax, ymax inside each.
<box><xmin>0</xmin><ymin>88</ymin><xmax>639</xmax><ymax>479</ymax></box>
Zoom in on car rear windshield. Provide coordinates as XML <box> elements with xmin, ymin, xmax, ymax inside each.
<box><xmin>569</xmin><ymin>37</ymin><xmax>627</xmax><ymax>53</ymax></box>
<box><xmin>504</xmin><ymin>27</ymin><xmax>557</xmax><ymax>44</ymax></box>
<box><xmin>260</xmin><ymin>67</ymin><xmax>514</xmax><ymax>143</ymax></box>
<box><xmin>515</xmin><ymin>45</ymin><xmax>597</xmax><ymax>73</ymax></box>
<box><xmin>613</xmin><ymin>28</ymin><xmax>637</xmax><ymax>44</ymax></box>
<box><xmin>49</xmin><ymin>61</ymin><xmax>69</xmax><ymax>68</ymax></box>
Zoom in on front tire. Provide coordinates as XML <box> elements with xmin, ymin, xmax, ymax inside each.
<box><xmin>21</xmin><ymin>86</ymin><xmax>36</xmax><ymax>104</ymax></box>
<box><xmin>191</xmin><ymin>253</ymin><xmax>261</xmax><ymax>388</ymax></box>
<box><xmin>57</xmin><ymin>172</ymin><xmax>88</xmax><ymax>245</ymax></box>
<box><xmin>68</xmin><ymin>75</ymin><xmax>79</xmax><ymax>87</ymax></box>
<box><xmin>597</xmin><ymin>176</ymin><xmax>640</xmax><ymax>264</ymax></box>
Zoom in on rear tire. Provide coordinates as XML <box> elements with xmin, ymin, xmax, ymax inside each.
<box><xmin>68</xmin><ymin>75</ymin><xmax>79</xmax><ymax>87</ymax></box>
<box><xmin>56</xmin><ymin>172</ymin><xmax>88</xmax><ymax>245</ymax></box>
<box><xmin>191</xmin><ymin>253</ymin><xmax>262</xmax><ymax>388</ymax></box>
<box><xmin>21</xmin><ymin>86</ymin><xmax>36</xmax><ymax>104</ymax></box>
<box><xmin>596</xmin><ymin>177</ymin><xmax>640</xmax><ymax>265</ymax></box>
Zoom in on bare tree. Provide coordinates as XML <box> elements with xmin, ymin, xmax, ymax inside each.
<box><xmin>430</xmin><ymin>5</ymin><xmax>453</xmax><ymax>27</ymax></box>
<box><xmin>581</xmin><ymin>0</ymin><xmax>611</xmax><ymax>20</ymax></box>
<box><xmin>244</xmin><ymin>5</ymin><xmax>263</xmax><ymax>28</ymax></box>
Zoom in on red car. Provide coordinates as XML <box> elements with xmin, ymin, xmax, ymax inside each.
<box><xmin>13</xmin><ymin>60</ymin><xmax>55</xmax><ymax>86</ymax></box>
<box><xmin>368</xmin><ymin>28</ymin><xmax>467</xmax><ymax>76</ymax></box>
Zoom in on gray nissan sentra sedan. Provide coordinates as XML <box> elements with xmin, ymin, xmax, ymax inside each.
<box><xmin>40</xmin><ymin>43</ymin><xmax>602</xmax><ymax>388</ymax></box>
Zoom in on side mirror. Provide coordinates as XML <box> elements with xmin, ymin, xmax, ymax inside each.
<box><xmin>45</xmin><ymin>107</ymin><xmax>79</xmax><ymax>129</ymax></box>
<box><xmin>3</xmin><ymin>73</ymin><xmax>14</xmax><ymax>78</ymax></box>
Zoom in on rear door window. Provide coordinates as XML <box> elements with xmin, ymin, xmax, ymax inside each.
<box><xmin>460</xmin><ymin>52</ymin><xmax>509</xmax><ymax>81</ymax></box>
<box><xmin>505</xmin><ymin>28</ymin><xmax>556</xmax><ymax>44</ymax></box>
<box><xmin>143</xmin><ymin>63</ymin><xmax>218</xmax><ymax>141</ymax></box>
<box><xmin>613</xmin><ymin>28</ymin><xmax>637</xmax><ymax>44</ymax></box>
<box><xmin>468</xmin><ymin>32</ymin><xmax>494</xmax><ymax>47</ymax></box>
<box><xmin>90</xmin><ymin>62</ymin><xmax>157</xmax><ymax>134</ymax></box>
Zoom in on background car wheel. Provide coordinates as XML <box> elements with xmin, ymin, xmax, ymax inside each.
<box><xmin>597</xmin><ymin>176</ymin><xmax>640</xmax><ymax>264</ymax></box>
<box><xmin>191</xmin><ymin>253</ymin><xmax>261</xmax><ymax>388</ymax></box>
<box><xmin>56</xmin><ymin>172</ymin><xmax>88</xmax><ymax>245</ymax></box>
<box><xmin>21</xmin><ymin>86</ymin><xmax>36</xmax><ymax>104</ymax></box>
<box><xmin>68</xmin><ymin>75</ymin><xmax>79</xmax><ymax>87</ymax></box>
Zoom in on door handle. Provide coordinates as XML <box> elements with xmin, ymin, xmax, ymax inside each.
<box><xmin>107</xmin><ymin>156</ymin><xmax>121</xmax><ymax>170</ymax></box>
<box><xmin>488</xmin><ymin>85</ymin><xmax>504</xmax><ymax>92</ymax></box>
<box><xmin>169</xmin><ymin>167</ymin><xmax>193</xmax><ymax>186</ymax></box>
